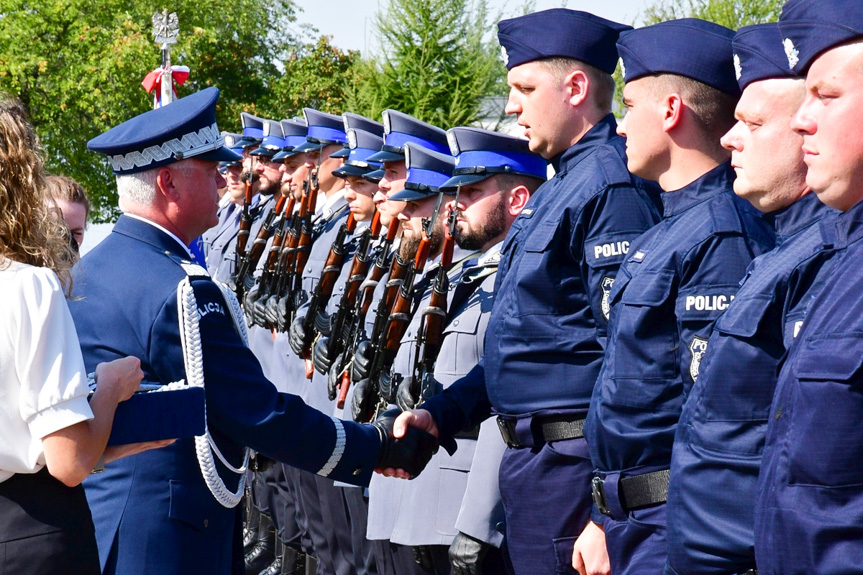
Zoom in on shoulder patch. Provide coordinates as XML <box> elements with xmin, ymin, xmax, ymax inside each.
<box><xmin>689</xmin><ymin>336</ymin><xmax>709</xmax><ymax>382</ymax></box>
<box><xmin>600</xmin><ymin>276</ymin><xmax>614</xmax><ymax>321</ymax></box>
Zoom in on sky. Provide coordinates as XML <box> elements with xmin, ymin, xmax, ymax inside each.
<box><xmin>293</xmin><ymin>0</ymin><xmax>652</xmax><ymax>55</ymax></box>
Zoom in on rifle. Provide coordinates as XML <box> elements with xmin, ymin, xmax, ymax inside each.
<box><xmin>299</xmin><ymin>212</ymin><xmax>357</xmax><ymax>378</ymax></box>
<box><xmin>235</xmin><ymin>156</ymin><xmax>255</xmax><ymax>259</ymax></box>
<box><xmin>256</xmin><ymin>193</ymin><xmax>296</xmax><ymax>301</ymax></box>
<box><xmin>411</xmin><ymin>188</ymin><xmax>459</xmax><ymax>406</ymax></box>
<box><xmin>356</xmin><ymin>193</ymin><xmax>443</xmax><ymax>421</ymax></box>
<box><xmin>233</xmin><ymin>192</ymin><xmax>288</xmax><ymax>302</ymax></box>
<box><xmin>333</xmin><ymin>214</ymin><xmax>398</xmax><ymax>408</ymax></box>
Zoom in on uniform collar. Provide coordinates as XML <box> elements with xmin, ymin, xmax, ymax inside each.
<box><xmin>116</xmin><ymin>214</ymin><xmax>193</xmax><ymax>258</ymax></box>
<box><xmin>550</xmin><ymin>114</ymin><xmax>619</xmax><ymax>173</ymax></box>
<box><xmin>661</xmin><ymin>161</ymin><xmax>734</xmax><ymax>218</ymax></box>
<box><xmin>318</xmin><ymin>189</ymin><xmax>347</xmax><ymax>218</ymax></box>
<box><xmin>824</xmin><ymin>197</ymin><xmax>863</xmax><ymax>250</ymax></box>
<box><xmin>771</xmin><ymin>192</ymin><xmax>837</xmax><ymax>243</ymax></box>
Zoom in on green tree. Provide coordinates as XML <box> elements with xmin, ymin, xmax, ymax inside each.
<box><xmin>347</xmin><ymin>0</ymin><xmax>507</xmax><ymax>129</ymax></box>
<box><xmin>0</xmin><ymin>0</ymin><xmax>357</xmax><ymax>220</ymax></box>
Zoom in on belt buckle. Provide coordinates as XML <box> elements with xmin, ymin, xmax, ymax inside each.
<box><xmin>591</xmin><ymin>476</ymin><xmax>611</xmax><ymax>517</ymax></box>
<box><xmin>496</xmin><ymin>416</ymin><xmax>520</xmax><ymax>448</ymax></box>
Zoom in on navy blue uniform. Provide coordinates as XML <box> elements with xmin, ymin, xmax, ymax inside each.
<box><xmin>421</xmin><ymin>115</ymin><xmax>662</xmax><ymax>575</ymax></box>
<box><xmin>69</xmin><ymin>216</ymin><xmax>380</xmax><ymax>575</ymax></box>
<box><xmin>755</xmin><ymin>199</ymin><xmax>863</xmax><ymax>575</ymax></box>
<box><xmin>585</xmin><ymin>162</ymin><xmax>775</xmax><ymax>574</ymax></box>
<box><xmin>665</xmin><ymin>193</ymin><xmax>837</xmax><ymax>575</ymax></box>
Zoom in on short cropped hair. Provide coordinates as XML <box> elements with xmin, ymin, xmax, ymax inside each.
<box><xmin>539</xmin><ymin>57</ymin><xmax>616</xmax><ymax>114</ymax></box>
<box><xmin>651</xmin><ymin>74</ymin><xmax>739</xmax><ymax>147</ymax></box>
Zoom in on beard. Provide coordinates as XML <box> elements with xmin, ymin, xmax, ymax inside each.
<box><xmin>398</xmin><ymin>219</ymin><xmax>444</xmax><ymax>261</ymax></box>
<box><xmin>455</xmin><ymin>193</ymin><xmax>506</xmax><ymax>251</ymax></box>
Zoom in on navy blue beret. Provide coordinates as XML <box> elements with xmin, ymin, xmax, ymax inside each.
<box><xmin>779</xmin><ymin>0</ymin><xmax>863</xmax><ymax>73</ymax></box>
<box><xmin>440</xmin><ymin>127</ymin><xmax>547</xmax><ymax>191</ymax></box>
<box><xmin>733</xmin><ymin>23</ymin><xmax>798</xmax><ymax>90</ymax></box>
<box><xmin>497</xmin><ymin>9</ymin><xmax>631</xmax><ymax>73</ymax></box>
<box><xmin>250</xmin><ymin>119</ymin><xmax>285</xmax><ymax>157</ymax></box>
<box><xmin>367</xmin><ymin>110</ymin><xmax>449</xmax><ymax>163</ymax></box>
<box><xmin>235</xmin><ymin>112</ymin><xmax>264</xmax><ymax>148</ymax></box>
<box><xmin>333</xmin><ymin>129</ymin><xmax>384</xmax><ymax>178</ymax></box>
<box><xmin>294</xmin><ymin>108</ymin><xmax>347</xmax><ymax>153</ymax></box>
<box><xmin>390</xmin><ymin>144</ymin><xmax>455</xmax><ymax>201</ymax></box>
<box><xmin>88</xmin><ymin>87</ymin><xmax>240</xmax><ymax>175</ymax></box>
<box><xmin>618</xmin><ymin>18</ymin><xmax>740</xmax><ymax>96</ymax></box>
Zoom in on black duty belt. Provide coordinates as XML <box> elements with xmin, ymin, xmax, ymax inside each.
<box><xmin>496</xmin><ymin>414</ymin><xmax>585</xmax><ymax>448</ymax></box>
<box><xmin>592</xmin><ymin>468</ymin><xmax>670</xmax><ymax>517</ymax></box>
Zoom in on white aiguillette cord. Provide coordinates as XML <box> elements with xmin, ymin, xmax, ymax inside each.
<box><xmin>176</xmin><ymin>277</ymin><xmax>250</xmax><ymax>508</ymax></box>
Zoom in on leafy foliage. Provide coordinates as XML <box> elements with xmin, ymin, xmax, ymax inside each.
<box><xmin>0</xmin><ymin>0</ymin><xmax>360</xmax><ymax>220</ymax></box>
<box><xmin>347</xmin><ymin>0</ymin><xmax>507</xmax><ymax>129</ymax></box>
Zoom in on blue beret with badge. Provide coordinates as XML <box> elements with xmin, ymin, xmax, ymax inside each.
<box><xmin>440</xmin><ymin>127</ymin><xmax>547</xmax><ymax>191</ymax></box>
<box><xmin>294</xmin><ymin>108</ymin><xmax>348</xmax><ymax>153</ymax></box>
<box><xmin>617</xmin><ymin>18</ymin><xmax>740</xmax><ymax>96</ymax></box>
<box><xmin>367</xmin><ymin>110</ymin><xmax>449</xmax><ymax>163</ymax></box>
<box><xmin>390</xmin><ymin>143</ymin><xmax>455</xmax><ymax>201</ymax></box>
<box><xmin>778</xmin><ymin>0</ymin><xmax>863</xmax><ymax>73</ymax></box>
<box><xmin>272</xmin><ymin>118</ymin><xmax>308</xmax><ymax>163</ymax></box>
<box><xmin>732</xmin><ymin>23</ymin><xmax>798</xmax><ymax>90</ymax></box>
<box><xmin>87</xmin><ymin>87</ymin><xmax>241</xmax><ymax>175</ymax></box>
<box><xmin>235</xmin><ymin>111</ymin><xmax>265</xmax><ymax>148</ymax></box>
<box><xmin>497</xmin><ymin>9</ymin><xmax>631</xmax><ymax>73</ymax></box>
<box><xmin>249</xmin><ymin>119</ymin><xmax>285</xmax><ymax>158</ymax></box>
<box><xmin>333</xmin><ymin>129</ymin><xmax>384</xmax><ymax>178</ymax></box>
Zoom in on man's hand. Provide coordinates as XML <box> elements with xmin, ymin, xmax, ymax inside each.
<box><xmin>288</xmin><ymin>315</ymin><xmax>308</xmax><ymax>356</ymax></box>
<box><xmin>395</xmin><ymin>376</ymin><xmax>418</xmax><ymax>412</ymax></box>
<box><xmin>572</xmin><ymin>521</ymin><xmax>610</xmax><ymax>575</ymax></box>
<box><xmin>373</xmin><ymin>408</ymin><xmax>438</xmax><ymax>479</ymax></box>
<box><xmin>327</xmin><ymin>354</ymin><xmax>346</xmax><ymax>401</ymax></box>
<box><xmin>449</xmin><ymin>531</ymin><xmax>491</xmax><ymax>575</ymax></box>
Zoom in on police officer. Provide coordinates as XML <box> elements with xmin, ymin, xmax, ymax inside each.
<box><xmin>663</xmin><ymin>22</ymin><xmax>839</xmax><ymax>575</ymax></box>
<box><xmin>69</xmin><ymin>88</ymin><xmax>438</xmax><ymax>575</ymax></box>
<box><xmin>582</xmin><ymin>20</ymin><xmax>776</xmax><ymax>574</ymax></box>
<box><xmin>755</xmin><ymin>2</ymin><xmax>863</xmax><ymax>573</ymax></box>
<box><xmin>390</xmin><ymin>9</ymin><xmax>663</xmax><ymax>574</ymax></box>
<box><xmin>391</xmin><ymin>127</ymin><xmax>546</xmax><ymax>575</ymax></box>
<box><xmin>201</xmin><ymin>132</ymin><xmax>244</xmax><ymax>273</ymax></box>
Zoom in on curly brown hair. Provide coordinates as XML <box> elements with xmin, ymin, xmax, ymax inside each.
<box><xmin>0</xmin><ymin>96</ymin><xmax>74</xmax><ymax>290</ymax></box>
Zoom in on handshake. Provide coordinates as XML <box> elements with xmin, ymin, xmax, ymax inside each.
<box><xmin>371</xmin><ymin>408</ymin><xmax>442</xmax><ymax>479</ymax></box>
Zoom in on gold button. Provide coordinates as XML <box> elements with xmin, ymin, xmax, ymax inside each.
<box><xmin>352</xmin><ymin>468</ymin><xmax>362</xmax><ymax>476</ymax></box>
<box><xmin>203</xmin><ymin>519</ymin><xmax>209</xmax><ymax>528</ymax></box>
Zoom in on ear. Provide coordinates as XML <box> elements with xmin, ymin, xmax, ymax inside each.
<box><xmin>566</xmin><ymin>69</ymin><xmax>590</xmax><ymax>108</ymax></box>
<box><xmin>155</xmin><ymin>167</ymin><xmax>181</xmax><ymax>202</ymax></box>
<box><xmin>507</xmin><ymin>184</ymin><xmax>532</xmax><ymax>217</ymax></box>
<box><xmin>662</xmin><ymin>93</ymin><xmax>684</xmax><ymax>133</ymax></box>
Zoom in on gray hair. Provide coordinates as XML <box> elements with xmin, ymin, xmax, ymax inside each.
<box><xmin>116</xmin><ymin>167</ymin><xmax>159</xmax><ymax>209</ymax></box>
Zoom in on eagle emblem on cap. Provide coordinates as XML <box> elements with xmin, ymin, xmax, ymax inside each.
<box><xmin>784</xmin><ymin>38</ymin><xmax>800</xmax><ymax>70</ymax></box>
<box><xmin>733</xmin><ymin>54</ymin><xmax>742</xmax><ymax>81</ymax></box>
<box><xmin>619</xmin><ymin>58</ymin><xmax>626</xmax><ymax>80</ymax></box>
<box><xmin>500</xmin><ymin>45</ymin><xmax>509</xmax><ymax>66</ymax></box>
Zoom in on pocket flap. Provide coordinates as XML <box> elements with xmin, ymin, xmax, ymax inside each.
<box><xmin>796</xmin><ymin>338</ymin><xmax>863</xmax><ymax>381</ymax></box>
<box><xmin>620</xmin><ymin>269</ymin><xmax>675</xmax><ymax>306</ymax></box>
<box><xmin>715</xmin><ymin>294</ymin><xmax>771</xmax><ymax>338</ymax></box>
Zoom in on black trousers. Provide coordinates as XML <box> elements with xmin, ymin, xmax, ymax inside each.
<box><xmin>0</xmin><ymin>467</ymin><xmax>100</xmax><ymax>575</ymax></box>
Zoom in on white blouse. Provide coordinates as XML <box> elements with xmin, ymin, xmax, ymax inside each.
<box><xmin>0</xmin><ymin>260</ymin><xmax>93</xmax><ymax>483</ymax></box>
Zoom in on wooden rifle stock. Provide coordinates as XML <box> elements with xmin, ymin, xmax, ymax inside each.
<box><xmin>234</xmin><ymin>193</ymin><xmax>288</xmax><ymax>300</ymax></box>
<box><xmin>236</xmin><ymin>162</ymin><xmax>255</xmax><ymax>255</ymax></box>
<box><xmin>301</xmin><ymin>213</ymin><xmax>357</xmax><ymax>378</ymax></box>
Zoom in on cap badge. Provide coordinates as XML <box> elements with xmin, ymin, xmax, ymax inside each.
<box><xmin>784</xmin><ymin>38</ymin><xmax>799</xmax><ymax>70</ymax></box>
<box><xmin>500</xmin><ymin>45</ymin><xmax>509</xmax><ymax>66</ymax></box>
<box><xmin>619</xmin><ymin>58</ymin><xmax>626</xmax><ymax>80</ymax></box>
<box><xmin>733</xmin><ymin>53</ymin><xmax>742</xmax><ymax>81</ymax></box>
